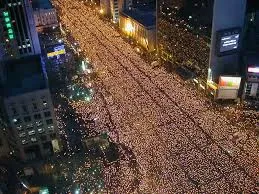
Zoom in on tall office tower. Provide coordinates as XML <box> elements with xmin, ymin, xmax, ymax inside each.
<box><xmin>207</xmin><ymin>0</ymin><xmax>246</xmax><ymax>100</ymax></box>
<box><xmin>0</xmin><ymin>110</ymin><xmax>17</xmax><ymax>158</ymax></box>
<box><xmin>100</xmin><ymin>0</ymin><xmax>132</xmax><ymax>21</ymax></box>
<box><xmin>157</xmin><ymin>0</ymin><xmax>214</xmax><ymax>79</ymax></box>
<box><xmin>2</xmin><ymin>55</ymin><xmax>61</xmax><ymax>161</ymax></box>
<box><xmin>0</xmin><ymin>0</ymin><xmax>41</xmax><ymax>60</ymax></box>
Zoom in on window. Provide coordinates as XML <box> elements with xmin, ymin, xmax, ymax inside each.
<box><xmin>34</xmin><ymin>114</ymin><xmax>41</xmax><ymax>120</ymax></box>
<box><xmin>26</xmin><ymin>124</ymin><xmax>34</xmax><ymax>130</ymax></box>
<box><xmin>19</xmin><ymin>132</ymin><xmax>26</xmax><ymax>137</ymax></box>
<box><xmin>48</xmin><ymin>125</ymin><xmax>54</xmax><ymax>132</ymax></box>
<box><xmin>22</xmin><ymin>139</ymin><xmax>28</xmax><ymax>145</ymax></box>
<box><xmin>38</xmin><ymin>128</ymin><xmax>45</xmax><ymax>133</ymax></box>
<box><xmin>36</xmin><ymin>121</ymin><xmax>43</xmax><ymax>127</ymax></box>
<box><xmin>31</xmin><ymin>137</ymin><xmax>37</xmax><ymax>142</ymax></box>
<box><xmin>32</xmin><ymin>103</ymin><xmax>38</xmax><ymax>110</ymax></box>
<box><xmin>24</xmin><ymin>116</ymin><xmax>31</xmax><ymax>123</ymax></box>
<box><xmin>42</xmin><ymin>100</ymin><xmax>48</xmax><ymax>107</ymax></box>
<box><xmin>13</xmin><ymin>118</ymin><xmax>21</xmax><ymax>125</ymax></box>
<box><xmin>46</xmin><ymin>119</ymin><xmax>53</xmax><ymax>125</ymax></box>
<box><xmin>22</xmin><ymin>105</ymin><xmax>28</xmax><ymax>113</ymax></box>
<box><xmin>28</xmin><ymin>130</ymin><xmax>35</xmax><ymax>136</ymax></box>
<box><xmin>44</xmin><ymin>111</ymin><xmax>51</xmax><ymax>118</ymax></box>
<box><xmin>40</xmin><ymin>135</ymin><xmax>47</xmax><ymax>141</ymax></box>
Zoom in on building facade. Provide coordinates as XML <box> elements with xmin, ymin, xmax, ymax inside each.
<box><xmin>0</xmin><ymin>0</ymin><xmax>41</xmax><ymax>60</ymax></box>
<box><xmin>33</xmin><ymin>8</ymin><xmax>58</xmax><ymax>32</ymax></box>
<box><xmin>120</xmin><ymin>9</ymin><xmax>156</xmax><ymax>51</ymax></box>
<box><xmin>2</xmin><ymin>55</ymin><xmax>61</xmax><ymax>161</ymax></box>
<box><xmin>4</xmin><ymin>89</ymin><xmax>60</xmax><ymax>160</ymax></box>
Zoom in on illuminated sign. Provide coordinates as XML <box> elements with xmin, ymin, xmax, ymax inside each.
<box><xmin>220</xmin><ymin>34</ymin><xmax>239</xmax><ymax>53</ymax></box>
<box><xmin>47</xmin><ymin>44</ymin><xmax>66</xmax><ymax>58</ymax></box>
<box><xmin>218</xmin><ymin>76</ymin><xmax>241</xmax><ymax>90</ymax></box>
<box><xmin>47</xmin><ymin>49</ymin><xmax>65</xmax><ymax>57</ymax></box>
<box><xmin>248</xmin><ymin>67</ymin><xmax>259</xmax><ymax>73</ymax></box>
<box><xmin>39</xmin><ymin>187</ymin><xmax>49</xmax><ymax>194</ymax></box>
<box><xmin>216</xmin><ymin>28</ymin><xmax>241</xmax><ymax>56</ymax></box>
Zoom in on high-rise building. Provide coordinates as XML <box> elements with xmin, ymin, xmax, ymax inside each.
<box><xmin>0</xmin><ymin>0</ymin><xmax>41</xmax><ymax>60</ymax></box>
<box><xmin>207</xmin><ymin>0</ymin><xmax>246</xmax><ymax>100</ymax></box>
<box><xmin>100</xmin><ymin>0</ymin><xmax>132</xmax><ymax>22</ymax></box>
<box><xmin>2</xmin><ymin>55</ymin><xmax>61</xmax><ymax>161</ymax></box>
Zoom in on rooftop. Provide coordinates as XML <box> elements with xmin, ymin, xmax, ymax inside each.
<box><xmin>32</xmin><ymin>0</ymin><xmax>53</xmax><ymax>9</ymax></box>
<box><xmin>3</xmin><ymin>55</ymin><xmax>47</xmax><ymax>97</ymax></box>
<box><xmin>121</xmin><ymin>9</ymin><xmax>156</xmax><ymax>27</ymax></box>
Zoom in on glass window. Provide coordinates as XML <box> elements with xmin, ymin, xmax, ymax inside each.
<box><xmin>17</xmin><ymin>125</ymin><xmax>22</xmax><ymax>130</ymax></box>
<box><xmin>19</xmin><ymin>132</ymin><xmax>26</xmax><ymax>138</ymax></box>
<box><xmin>24</xmin><ymin>116</ymin><xmax>31</xmax><ymax>123</ymax></box>
<box><xmin>38</xmin><ymin>128</ymin><xmax>45</xmax><ymax>133</ymax></box>
<box><xmin>48</xmin><ymin>125</ymin><xmax>54</xmax><ymax>132</ymax></box>
<box><xmin>28</xmin><ymin>130</ymin><xmax>35</xmax><ymax>136</ymax></box>
<box><xmin>32</xmin><ymin>103</ymin><xmax>38</xmax><ymax>110</ymax></box>
<box><xmin>44</xmin><ymin>111</ymin><xmax>51</xmax><ymax>118</ymax></box>
<box><xmin>46</xmin><ymin>119</ymin><xmax>53</xmax><ymax>125</ymax></box>
<box><xmin>34</xmin><ymin>114</ymin><xmax>41</xmax><ymax>120</ymax></box>
<box><xmin>21</xmin><ymin>139</ymin><xmax>28</xmax><ymax>145</ymax></box>
<box><xmin>36</xmin><ymin>121</ymin><xmax>43</xmax><ymax>127</ymax></box>
<box><xmin>42</xmin><ymin>100</ymin><xmax>48</xmax><ymax>107</ymax></box>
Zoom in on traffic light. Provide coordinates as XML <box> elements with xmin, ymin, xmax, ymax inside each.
<box><xmin>2</xmin><ymin>11</ymin><xmax>14</xmax><ymax>40</ymax></box>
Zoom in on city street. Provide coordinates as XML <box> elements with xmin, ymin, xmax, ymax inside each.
<box><xmin>53</xmin><ymin>0</ymin><xmax>259</xmax><ymax>193</ymax></box>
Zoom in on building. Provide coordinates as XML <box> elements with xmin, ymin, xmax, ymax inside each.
<box><xmin>100</xmin><ymin>0</ymin><xmax>132</xmax><ymax>22</ymax></box>
<box><xmin>241</xmin><ymin>1</ymin><xmax>259</xmax><ymax>103</ymax></box>
<box><xmin>119</xmin><ymin>8</ymin><xmax>156</xmax><ymax>51</ymax></box>
<box><xmin>2</xmin><ymin>55</ymin><xmax>61</xmax><ymax>161</ymax></box>
<box><xmin>32</xmin><ymin>0</ymin><xmax>58</xmax><ymax>32</ymax></box>
<box><xmin>0</xmin><ymin>0</ymin><xmax>41</xmax><ymax>60</ymax></box>
<box><xmin>243</xmin><ymin>54</ymin><xmax>259</xmax><ymax>101</ymax></box>
<box><xmin>207</xmin><ymin>0</ymin><xmax>246</xmax><ymax>100</ymax></box>
<box><xmin>0</xmin><ymin>114</ymin><xmax>16</xmax><ymax>158</ymax></box>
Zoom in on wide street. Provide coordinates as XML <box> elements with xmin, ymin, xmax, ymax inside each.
<box><xmin>53</xmin><ymin>0</ymin><xmax>259</xmax><ymax>193</ymax></box>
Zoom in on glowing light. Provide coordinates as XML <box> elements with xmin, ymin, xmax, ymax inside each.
<box><xmin>125</xmin><ymin>21</ymin><xmax>133</xmax><ymax>33</ymax></box>
<box><xmin>248</xmin><ymin>67</ymin><xmax>259</xmax><ymax>73</ymax></box>
<box><xmin>99</xmin><ymin>9</ymin><xmax>104</xmax><ymax>14</ymax></box>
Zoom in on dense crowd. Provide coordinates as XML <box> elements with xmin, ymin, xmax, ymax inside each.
<box><xmin>158</xmin><ymin>19</ymin><xmax>210</xmax><ymax>79</ymax></box>
<box><xmin>53</xmin><ymin>0</ymin><xmax>259</xmax><ymax>193</ymax></box>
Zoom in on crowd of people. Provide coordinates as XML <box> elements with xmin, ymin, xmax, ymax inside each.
<box><xmin>53</xmin><ymin>0</ymin><xmax>259</xmax><ymax>193</ymax></box>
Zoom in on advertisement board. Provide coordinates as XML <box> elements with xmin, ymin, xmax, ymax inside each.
<box><xmin>218</xmin><ymin>76</ymin><xmax>241</xmax><ymax>90</ymax></box>
<box><xmin>248</xmin><ymin>66</ymin><xmax>259</xmax><ymax>74</ymax></box>
<box><xmin>216</xmin><ymin>28</ymin><xmax>241</xmax><ymax>56</ymax></box>
<box><xmin>217</xmin><ymin>88</ymin><xmax>239</xmax><ymax>99</ymax></box>
<box><xmin>47</xmin><ymin>44</ymin><xmax>66</xmax><ymax>58</ymax></box>
<box><xmin>220</xmin><ymin>34</ymin><xmax>239</xmax><ymax>53</ymax></box>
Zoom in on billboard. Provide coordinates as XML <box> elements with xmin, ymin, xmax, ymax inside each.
<box><xmin>248</xmin><ymin>66</ymin><xmax>259</xmax><ymax>74</ymax></box>
<box><xmin>220</xmin><ymin>34</ymin><xmax>239</xmax><ymax>53</ymax></box>
<box><xmin>47</xmin><ymin>44</ymin><xmax>66</xmax><ymax>58</ymax></box>
<box><xmin>216</xmin><ymin>28</ymin><xmax>241</xmax><ymax>56</ymax></box>
<box><xmin>218</xmin><ymin>76</ymin><xmax>241</xmax><ymax>90</ymax></box>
